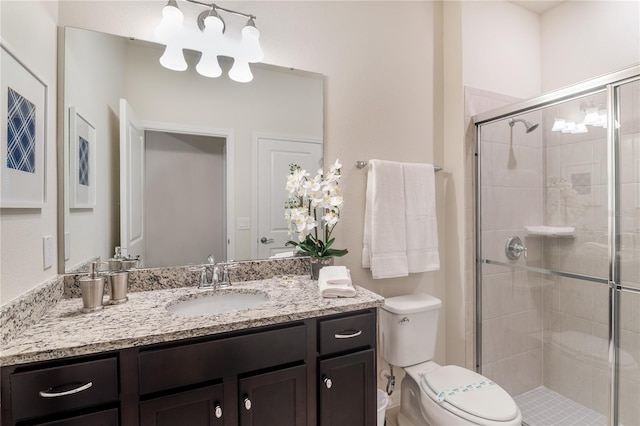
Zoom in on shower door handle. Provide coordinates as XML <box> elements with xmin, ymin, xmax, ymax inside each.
<box><xmin>505</xmin><ymin>236</ymin><xmax>527</xmax><ymax>260</ymax></box>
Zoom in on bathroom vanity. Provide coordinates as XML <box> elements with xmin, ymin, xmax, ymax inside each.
<box><xmin>0</xmin><ymin>276</ymin><xmax>383</xmax><ymax>426</ymax></box>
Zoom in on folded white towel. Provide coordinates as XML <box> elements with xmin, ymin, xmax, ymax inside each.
<box><xmin>319</xmin><ymin>265</ymin><xmax>352</xmax><ymax>285</ymax></box>
<box><xmin>362</xmin><ymin>160</ymin><xmax>409</xmax><ymax>279</ymax></box>
<box><xmin>403</xmin><ymin>163</ymin><xmax>440</xmax><ymax>272</ymax></box>
<box><xmin>318</xmin><ymin>266</ymin><xmax>356</xmax><ymax>298</ymax></box>
<box><xmin>269</xmin><ymin>251</ymin><xmax>295</xmax><ymax>259</ymax></box>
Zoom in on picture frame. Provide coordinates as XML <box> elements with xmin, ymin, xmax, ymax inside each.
<box><xmin>69</xmin><ymin>106</ymin><xmax>96</xmax><ymax>208</ymax></box>
<box><xmin>1</xmin><ymin>43</ymin><xmax>47</xmax><ymax>208</ymax></box>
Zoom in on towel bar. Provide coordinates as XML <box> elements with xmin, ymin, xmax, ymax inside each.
<box><xmin>355</xmin><ymin>160</ymin><xmax>442</xmax><ymax>172</ymax></box>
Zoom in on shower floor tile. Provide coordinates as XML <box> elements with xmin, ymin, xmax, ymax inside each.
<box><xmin>515</xmin><ymin>386</ymin><xmax>606</xmax><ymax>426</ymax></box>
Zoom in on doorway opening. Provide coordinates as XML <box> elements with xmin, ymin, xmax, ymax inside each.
<box><xmin>144</xmin><ymin>130</ymin><xmax>227</xmax><ymax>268</ymax></box>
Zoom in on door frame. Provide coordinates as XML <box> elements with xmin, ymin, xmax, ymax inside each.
<box><xmin>251</xmin><ymin>132</ymin><xmax>322</xmax><ymax>260</ymax></box>
<box><xmin>142</xmin><ymin>120</ymin><xmax>235</xmax><ymax>261</ymax></box>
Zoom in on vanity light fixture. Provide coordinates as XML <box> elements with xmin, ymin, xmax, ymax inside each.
<box><xmin>153</xmin><ymin>0</ymin><xmax>264</xmax><ymax>82</ymax></box>
<box><xmin>551</xmin><ymin>118</ymin><xmax>566</xmax><ymax>132</ymax></box>
<box><xmin>552</xmin><ymin>101</ymin><xmax>620</xmax><ymax>134</ymax></box>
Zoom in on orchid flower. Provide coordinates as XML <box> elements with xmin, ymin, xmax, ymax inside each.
<box><xmin>284</xmin><ymin>159</ymin><xmax>348</xmax><ymax>258</ymax></box>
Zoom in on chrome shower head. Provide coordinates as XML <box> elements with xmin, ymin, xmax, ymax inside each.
<box><xmin>508</xmin><ymin>117</ymin><xmax>539</xmax><ymax>133</ymax></box>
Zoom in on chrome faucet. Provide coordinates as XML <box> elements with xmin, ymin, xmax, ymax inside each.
<box><xmin>193</xmin><ymin>255</ymin><xmax>216</xmax><ymax>290</ymax></box>
<box><xmin>196</xmin><ymin>255</ymin><xmax>237</xmax><ymax>290</ymax></box>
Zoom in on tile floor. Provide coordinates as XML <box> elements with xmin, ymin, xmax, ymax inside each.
<box><xmin>383</xmin><ymin>386</ymin><xmax>606</xmax><ymax>426</ymax></box>
<box><xmin>515</xmin><ymin>386</ymin><xmax>606</xmax><ymax>426</ymax></box>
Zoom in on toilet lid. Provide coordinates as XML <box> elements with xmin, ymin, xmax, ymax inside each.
<box><xmin>422</xmin><ymin>365</ymin><xmax>519</xmax><ymax>422</ymax></box>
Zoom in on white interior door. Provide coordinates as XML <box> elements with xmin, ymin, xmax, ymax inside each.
<box><xmin>256</xmin><ymin>136</ymin><xmax>322</xmax><ymax>259</ymax></box>
<box><xmin>119</xmin><ymin>99</ymin><xmax>145</xmax><ymax>264</ymax></box>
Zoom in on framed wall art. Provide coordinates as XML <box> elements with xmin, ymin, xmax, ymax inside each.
<box><xmin>1</xmin><ymin>43</ymin><xmax>47</xmax><ymax>208</ymax></box>
<box><xmin>69</xmin><ymin>106</ymin><xmax>96</xmax><ymax>208</ymax></box>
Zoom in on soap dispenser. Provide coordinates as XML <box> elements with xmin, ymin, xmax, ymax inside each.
<box><xmin>108</xmin><ymin>246</ymin><xmax>123</xmax><ymax>271</ymax></box>
<box><xmin>79</xmin><ymin>262</ymin><xmax>105</xmax><ymax>313</ymax></box>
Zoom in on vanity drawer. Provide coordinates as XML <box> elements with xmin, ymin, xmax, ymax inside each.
<box><xmin>138</xmin><ymin>324</ymin><xmax>307</xmax><ymax>395</ymax></box>
<box><xmin>10</xmin><ymin>357</ymin><xmax>118</xmax><ymax>422</ymax></box>
<box><xmin>318</xmin><ymin>311</ymin><xmax>376</xmax><ymax>356</ymax></box>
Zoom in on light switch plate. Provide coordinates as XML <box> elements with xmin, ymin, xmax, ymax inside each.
<box><xmin>237</xmin><ymin>217</ymin><xmax>250</xmax><ymax>230</ymax></box>
<box><xmin>64</xmin><ymin>232</ymin><xmax>70</xmax><ymax>261</ymax></box>
<box><xmin>43</xmin><ymin>235</ymin><xmax>54</xmax><ymax>270</ymax></box>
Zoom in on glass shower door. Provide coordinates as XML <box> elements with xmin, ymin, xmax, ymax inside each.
<box><xmin>615</xmin><ymin>78</ymin><xmax>640</xmax><ymax>426</ymax></box>
<box><xmin>475</xmin><ymin>66</ymin><xmax>640</xmax><ymax>425</ymax></box>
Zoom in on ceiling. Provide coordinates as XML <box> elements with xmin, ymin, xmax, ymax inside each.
<box><xmin>510</xmin><ymin>0</ymin><xmax>565</xmax><ymax>15</ymax></box>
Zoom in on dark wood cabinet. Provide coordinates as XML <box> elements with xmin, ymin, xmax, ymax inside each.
<box><xmin>1</xmin><ymin>309</ymin><xmax>377</xmax><ymax>426</ymax></box>
<box><xmin>239</xmin><ymin>364</ymin><xmax>307</xmax><ymax>426</ymax></box>
<box><xmin>317</xmin><ymin>311</ymin><xmax>377</xmax><ymax>426</ymax></box>
<box><xmin>318</xmin><ymin>350</ymin><xmax>376</xmax><ymax>426</ymax></box>
<box><xmin>139</xmin><ymin>384</ymin><xmax>224</xmax><ymax>426</ymax></box>
<box><xmin>33</xmin><ymin>408</ymin><xmax>119</xmax><ymax>426</ymax></box>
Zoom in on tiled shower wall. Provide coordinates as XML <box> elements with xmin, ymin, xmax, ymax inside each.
<box><xmin>465</xmin><ymin>87</ymin><xmax>545</xmax><ymax>395</ymax></box>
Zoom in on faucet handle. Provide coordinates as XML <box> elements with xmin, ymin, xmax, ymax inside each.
<box><xmin>218</xmin><ymin>263</ymin><xmax>240</xmax><ymax>286</ymax></box>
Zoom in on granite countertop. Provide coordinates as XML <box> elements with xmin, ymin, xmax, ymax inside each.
<box><xmin>0</xmin><ymin>276</ymin><xmax>384</xmax><ymax>367</ymax></box>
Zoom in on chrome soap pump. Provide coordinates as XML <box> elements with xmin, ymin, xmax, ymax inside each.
<box><xmin>79</xmin><ymin>261</ymin><xmax>105</xmax><ymax>313</ymax></box>
<box><xmin>108</xmin><ymin>246</ymin><xmax>124</xmax><ymax>271</ymax></box>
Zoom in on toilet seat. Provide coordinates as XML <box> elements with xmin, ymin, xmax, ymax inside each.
<box><xmin>405</xmin><ymin>364</ymin><xmax>520</xmax><ymax>425</ymax></box>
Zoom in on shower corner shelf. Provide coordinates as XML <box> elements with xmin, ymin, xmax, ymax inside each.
<box><xmin>524</xmin><ymin>225</ymin><xmax>576</xmax><ymax>238</ymax></box>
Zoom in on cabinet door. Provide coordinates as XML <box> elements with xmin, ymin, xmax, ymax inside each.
<box><xmin>34</xmin><ymin>408</ymin><xmax>118</xmax><ymax>426</ymax></box>
<box><xmin>239</xmin><ymin>364</ymin><xmax>307</xmax><ymax>426</ymax></box>
<box><xmin>139</xmin><ymin>384</ymin><xmax>224</xmax><ymax>426</ymax></box>
<box><xmin>319</xmin><ymin>349</ymin><xmax>375</xmax><ymax>426</ymax></box>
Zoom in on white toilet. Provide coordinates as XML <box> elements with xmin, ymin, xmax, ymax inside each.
<box><xmin>379</xmin><ymin>294</ymin><xmax>522</xmax><ymax>426</ymax></box>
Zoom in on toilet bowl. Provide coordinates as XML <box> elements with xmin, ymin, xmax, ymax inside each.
<box><xmin>379</xmin><ymin>294</ymin><xmax>522</xmax><ymax>426</ymax></box>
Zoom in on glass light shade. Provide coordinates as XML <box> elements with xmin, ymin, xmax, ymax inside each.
<box><xmin>161</xmin><ymin>2</ymin><xmax>184</xmax><ymax>27</ymax></box>
<box><xmin>159</xmin><ymin>44</ymin><xmax>187</xmax><ymax>71</ymax></box>
<box><xmin>204</xmin><ymin>15</ymin><xmax>224</xmax><ymax>34</ymax></box>
<box><xmin>196</xmin><ymin>52</ymin><xmax>222</xmax><ymax>78</ymax></box>
<box><xmin>228</xmin><ymin>60</ymin><xmax>253</xmax><ymax>83</ymax></box>
<box><xmin>562</xmin><ymin>121</ymin><xmax>576</xmax><ymax>133</ymax></box>
<box><xmin>241</xmin><ymin>21</ymin><xmax>264</xmax><ymax>62</ymax></box>
<box><xmin>598</xmin><ymin>109</ymin><xmax>608</xmax><ymax>127</ymax></box>
<box><xmin>242</xmin><ymin>24</ymin><xmax>260</xmax><ymax>40</ymax></box>
<box><xmin>583</xmin><ymin>108</ymin><xmax>600</xmax><ymax>126</ymax></box>
<box><xmin>552</xmin><ymin>118</ymin><xmax>566</xmax><ymax>132</ymax></box>
<box><xmin>572</xmin><ymin>123</ymin><xmax>588</xmax><ymax>134</ymax></box>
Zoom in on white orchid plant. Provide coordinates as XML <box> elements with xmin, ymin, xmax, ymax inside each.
<box><xmin>284</xmin><ymin>159</ymin><xmax>348</xmax><ymax>258</ymax></box>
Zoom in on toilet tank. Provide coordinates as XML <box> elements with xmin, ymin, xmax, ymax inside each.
<box><xmin>379</xmin><ymin>293</ymin><xmax>442</xmax><ymax>367</ymax></box>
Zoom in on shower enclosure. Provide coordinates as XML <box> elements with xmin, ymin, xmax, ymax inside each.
<box><xmin>474</xmin><ymin>65</ymin><xmax>639</xmax><ymax>426</ymax></box>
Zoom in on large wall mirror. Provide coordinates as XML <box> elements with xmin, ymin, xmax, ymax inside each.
<box><xmin>60</xmin><ymin>27</ymin><xmax>324</xmax><ymax>273</ymax></box>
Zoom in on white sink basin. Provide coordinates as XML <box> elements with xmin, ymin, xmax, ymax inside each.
<box><xmin>167</xmin><ymin>291</ymin><xmax>269</xmax><ymax>316</ymax></box>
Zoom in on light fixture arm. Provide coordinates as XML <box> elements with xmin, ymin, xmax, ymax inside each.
<box><xmin>186</xmin><ymin>0</ymin><xmax>256</xmax><ymax>20</ymax></box>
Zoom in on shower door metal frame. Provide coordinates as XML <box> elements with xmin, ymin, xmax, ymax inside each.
<box><xmin>473</xmin><ymin>64</ymin><xmax>640</xmax><ymax>426</ymax></box>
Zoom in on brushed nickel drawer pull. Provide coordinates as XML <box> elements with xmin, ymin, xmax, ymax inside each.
<box><xmin>39</xmin><ymin>381</ymin><xmax>93</xmax><ymax>398</ymax></box>
<box><xmin>334</xmin><ymin>329</ymin><xmax>362</xmax><ymax>339</ymax></box>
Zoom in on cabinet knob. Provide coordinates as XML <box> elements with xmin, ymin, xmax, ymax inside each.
<box><xmin>214</xmin><ymin>404</ymin><xmax>223</xmax><ymax>419</ymax></box>
<box><xmin>323</xmin><ymin>376</ymin><xmax>333</xmax><ymax>389</ymax></box>
<box><xmin>243</xmin><ymin>396</ymin><xmax>252</xmax><ymax>411</ymax></box>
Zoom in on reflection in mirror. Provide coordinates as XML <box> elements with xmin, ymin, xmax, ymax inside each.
<box><xmin>61</xmin><ymin>27</ymin><xmax>323</xmax><ymax>273</ymax></box>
